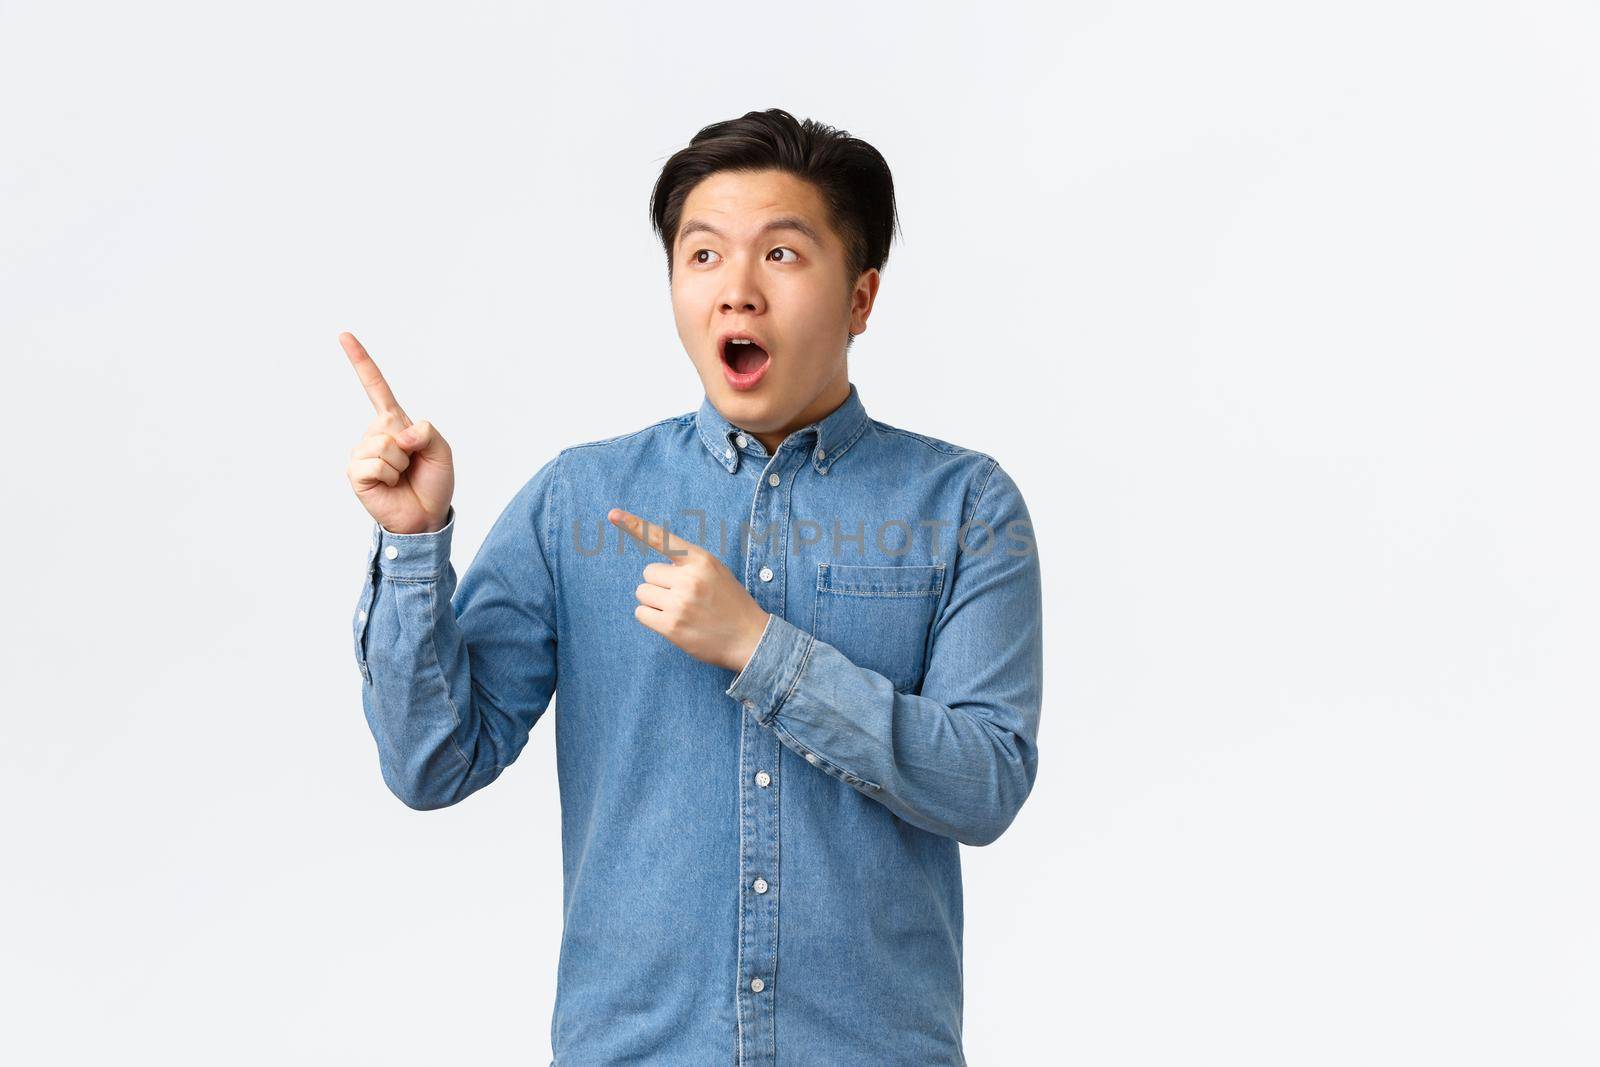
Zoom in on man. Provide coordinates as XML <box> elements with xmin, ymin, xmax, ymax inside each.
<box><xmin>343</xmin><ymin>108</ymin><xmax>1043</xmax><ymax>1067</ymax></box>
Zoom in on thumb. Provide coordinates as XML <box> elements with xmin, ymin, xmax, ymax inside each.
<box><xmin>395</xmin><ymin>420</ymin><xmax>447</xmax><ymax>458</ymax></box>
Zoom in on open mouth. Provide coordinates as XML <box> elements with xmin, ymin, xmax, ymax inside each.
<box><xmin>721</xmin><ymin>338</ymin><xmax>771</xmax><ymax>375</ymax></box>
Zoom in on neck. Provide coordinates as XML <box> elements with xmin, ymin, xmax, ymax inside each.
<box><xmin>751</xmin><ymin>368</ymin><xmax>850</xmax><ymax>454</ymax></box>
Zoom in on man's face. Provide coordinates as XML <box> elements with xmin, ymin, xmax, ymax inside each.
<box><xmin>670</xmin><ymin>168</ymin><xmax>878</xmax><ymax>446</ymax></box>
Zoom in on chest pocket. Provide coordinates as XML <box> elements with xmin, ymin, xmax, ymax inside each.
<box><xmin>812</xmin><ymin>562</ymin><xmax>945</xmax><ymax>693</ymax></box>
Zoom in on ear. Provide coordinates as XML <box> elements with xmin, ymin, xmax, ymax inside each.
<box><xmin>850</xmin><ymin>268</ymin><xmax>880</xmax><ymax>334</ymax></box>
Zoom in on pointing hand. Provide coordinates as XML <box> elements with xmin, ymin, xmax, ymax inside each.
<box><xmin>341</xmin><ymin>331</ymin><xmax>454</xmax><ymax>534</ymax></box>
<box><xmin>609</xmin><ymin>508</ymin><xmax>771</xmax><ymax>673</ymax></box>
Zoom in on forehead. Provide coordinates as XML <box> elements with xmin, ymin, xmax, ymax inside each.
<box><xmin>678</xmin><ymin>168</ymin><xmax>831</xmax><ymax>242</ymax></box>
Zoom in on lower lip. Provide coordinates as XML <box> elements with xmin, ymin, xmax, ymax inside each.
<box><xmin>721</xmin><ymin>348</ymin><xmax>771</xmax><ymax>391</ymax></box>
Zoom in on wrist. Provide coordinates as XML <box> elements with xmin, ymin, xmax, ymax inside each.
<box><xmin>726</xmin><ymin>610</ymin><xmax>771</xmax><ymax>673</ymax></box>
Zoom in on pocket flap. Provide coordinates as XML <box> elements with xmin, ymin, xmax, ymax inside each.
<box><xmin>817</xmin><ymin>562</ymin><xmax>944</xmax><ymax>597</ymax></box>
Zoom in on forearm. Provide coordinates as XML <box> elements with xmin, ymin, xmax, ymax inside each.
<box><xmin>726</xmin><ymin>612</ymin><xmax>1040</xmax><ymax>847</ymax></box>
<box><xmin>357</xmin><ymin>486</ymin><xmax>567</xmax><ymax>811</ymax></box>
<box><xmin>355</xmin><ymin>506</ymin><xmax>504</xmax><ymax>808</ymax></box>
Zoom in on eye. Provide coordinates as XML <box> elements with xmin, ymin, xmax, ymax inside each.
<box><xmin>688</xmin><ymin>247</ymin><xmax>799</xmax><ymax>266</ymax></box>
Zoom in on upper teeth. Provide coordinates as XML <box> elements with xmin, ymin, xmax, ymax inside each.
<box><xmin>730</xmin><ymin>338</ymin><xmax>754</xmax><ymax>344</ymax></box>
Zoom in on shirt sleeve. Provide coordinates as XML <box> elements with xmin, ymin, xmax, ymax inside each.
<box><xmin>723</xmin><ymin>460</ymin><xmax>1043</xmax><ymax>846</ymax></box>
<box><xmin>352</xmin><ymin>453</ymin><xmax>563</xmax><ymax>810</ymax></box>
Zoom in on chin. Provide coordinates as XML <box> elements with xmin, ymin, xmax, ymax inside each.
<box><xmin>717</xmin><ymin>388</ymin><xmax>772</xmax><ymax>413</ymax></box>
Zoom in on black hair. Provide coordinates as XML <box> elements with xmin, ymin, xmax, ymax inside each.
<box><xmin>649</xmin><ymin>108</ymin><xmax>900</xmax><ymax>350</ymax></box>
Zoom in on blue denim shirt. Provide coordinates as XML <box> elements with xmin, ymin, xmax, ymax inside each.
<box><xmin>352</xmin><ymin>382</ymin><xmax>1043</xmax><ymax>1066</ymax></box>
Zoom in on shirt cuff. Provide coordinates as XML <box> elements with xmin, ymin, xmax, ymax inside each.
<box><xmin>724</xmin><ymin>612</ymin><xmax>815</xmax><ymax>726</ymax></box>
<box><xmin>370</xmin><ymin>505</ymin><xmax>456</xmax><ymax>580</ymax></box>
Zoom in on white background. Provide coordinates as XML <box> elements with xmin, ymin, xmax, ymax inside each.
<box><xmin>3</xmin><ymin>1</ymin><xmax>1597</xmax><ymax>1063</ymax></box>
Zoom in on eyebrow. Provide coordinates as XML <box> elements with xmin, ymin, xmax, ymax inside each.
<box><xmin>676</xmin><ymin>215</ymin><xmax>823</xmax><ymax>249</ymax></box>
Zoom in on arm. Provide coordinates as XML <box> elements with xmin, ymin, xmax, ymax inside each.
<box><xmin>353</xmin><ymin>455</ymin><xmax>562</xmax><ymax>810</ymax></box>
<box><xmin>724</xmin><ymin>461</ymin><xmax>1042</xmax><ymax>846</ymax></box>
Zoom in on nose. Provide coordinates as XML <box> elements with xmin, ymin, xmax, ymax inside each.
<box><xmin>719</xmin><ymin>254</ymin><xmax>765</xmax><ymax>315</ymax></box>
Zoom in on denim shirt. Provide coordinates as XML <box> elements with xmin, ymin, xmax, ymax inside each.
<box><xmin>352</xmin><ymin>382</ymin><xmax>1043</xmax><ymax>1066</ymax></box>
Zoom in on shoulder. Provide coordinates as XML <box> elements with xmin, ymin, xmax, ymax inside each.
<box><xmin>865</xmin><ymin>417</ymin><xmax>1031</xmax><ymax>521</ymax></box>
<box><xmin>869</xmin><ymin>418</ymin><xmax>993</xmax><ymax>462</ymax></box>
<box><xmin>510</xmin><ymin>412</ymin><xmax>693</xmax><ymax>503</ymax></box>
<box><xmin>866</xmin><ymin>416</ymin><xmax>1003</xmax><ymax>484</ymax></box>
<box><xmin>557</xmin><ymin>411</ymin><xmax>694</xmax><ymax>457</ymax></box>
<box><xmin>502</xmin><ymin>413</ymin><xmax>695</xmax><ymax>552</ymax></box>
<box><xmin>550</xmin><ymin>411</ymin><xmax>696</xmax><ymax>470</ymax></box>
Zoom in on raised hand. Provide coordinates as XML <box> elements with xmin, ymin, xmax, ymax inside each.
<box><xmin>342</xmin><ymin>331</ymin><xmax>454</xmax><ymax>534</ymax></box>
<box><xmin>608</xmin><ymin>508</ymin><xmax>771</xmax><ymax>673</ymax></box>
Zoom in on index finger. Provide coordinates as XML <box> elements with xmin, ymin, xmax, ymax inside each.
<box><xmin>607</xmin><ymin>508</ymin><xmax>696</xmax><ymax>561</ymax></box>
<box><xmin>340</xmin><ymin>331</ymin><xmax>411</xmax><ymax>424</ymax></box>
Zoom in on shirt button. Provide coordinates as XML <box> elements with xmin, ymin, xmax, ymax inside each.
<box><xmin>804</xmin><ymin>753</ymin><xmax>818</xmax><ymax>765</ymax></box>
<box><xmin>816</xmin><ymin>447</ymin><xmax>825</xmax><ymax>460</ymax></box>
<box><xmin>384</xmin><ymin>546</ymin><xmax>398</xmax><ymax>560</ymax></box>
<box><xmin>750</xmin><ymin>977</ymin><xmax>765</xmax><ymax>993</ymax></box>
<box><xmin>742</xmin><ymin>698</ymin><xmax>755</xmax><ymax>711</ymax></box>
<box><xmin>723</xmin><ymin>447</ymin><xmax>733</xmax><ymax>459</ymax></box>
<box><xmin>753</xmin><ymin>877</ymin><xmax>768</xmax><ymax>894</ymax></box>
<box><xmin>357</xmin><ymin>609</ymin><xmax>367</xmax><ymax>622</ymax></box>
<box><xmin>755</xmin><ymin>771</ymin><xmax>770</xmax><ymax>787</ymax></box>
<box><xmin>735</xmin><ymin>433</ymin><xmax>749</xmax><ymax>448</ymax></box>
<box><xmin>758</xmin><ymin>566</ymin><xmax>773</xmax><ymax>582</ymax></box>
<box><xmin>767</xmin><ymin>473</ymin><xmax>780</xmax><ymax>487</ymax></box>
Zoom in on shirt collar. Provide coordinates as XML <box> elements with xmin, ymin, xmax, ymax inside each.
<box><xmin>696</xmin><ymin>381</ymin><xmax>870</xmax><ymax>477</ymax></box>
